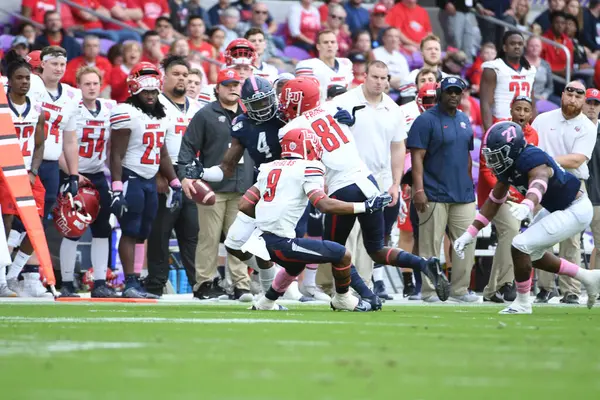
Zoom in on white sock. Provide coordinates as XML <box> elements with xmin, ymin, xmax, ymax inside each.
<box><xmin>0</xmin><ymin>265</ymin><xmax>6</xmax><ymax>285</ymax></box>
<box><xmin>303</xmin><ymin>268</ymin><xmax>317</xmax><ymax>287</ymax></box>
<box><xmin>575</xmin><ymin>268</ymin><xmax>592</xmax><ymax>286</ymax></box>
<box><xmin>373</xmin><ymin>267</ymin><xmax>385</xmax><ymax>282</ymax></box>
<box><xmin>7</xmin><ymin>230</ymin><xmax>22</xmax><ymax>248</ymax></box>
<box><xmin>6</xmin><ymin>250</ymin><xmax>31</xmax><ymax>280</ymax></box>
<box><xmin>516</xmin><ymin>291</ymin><xmax>530</xmax><ymax>304</ymax></box>
<box><xmin>245</xmin><ymin>255</ymin><xmax>259</xmax><ymax>272</ymax></box>
<box><xmin>258</xmin><ymin>267</ymin><xmax>276</xmax><ymax>293</ymax></box>
<box><xmin>59</xmin><ymin>238</ymin><xmax>78</xmax><ymax>282</ymax></box>
<box><xmin>91</xmin><ymin>238</ymin><xmax>109</xmax><ymax>281</ymax></box>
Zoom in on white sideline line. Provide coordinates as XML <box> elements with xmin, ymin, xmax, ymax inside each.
<box><xmin>0</xmin><ymin>340</ymin><xmax>145</xmax><ymax>357</ymax></box>
<box><xmin>0</xmin><ymin>316</ymin><xmax>347</xmax><ymax>325</ymax></box>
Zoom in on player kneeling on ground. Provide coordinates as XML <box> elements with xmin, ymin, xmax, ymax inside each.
<box><xmin>239</xmin><ymin>128</ymin><xmax>392</xmax><ymax>311</ymax></box>
<box><xmin>454</xmin><ymin>121</ymin><xmax>600</xmax><ymax>314</ymax></box>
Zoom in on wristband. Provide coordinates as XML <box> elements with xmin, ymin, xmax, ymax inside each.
<box><xmin>170</xmin><ymin>178</ymin><xmax>181</xmax><ymax>188</ymax></box>
<box><xmin>521</xmin><ymin>198</ymin><xmax>535</xmax><ymax>211</ymax></box>
<box><xmin>475</xmin><ymin>213</ymin><xmax>490</xmax><ymax>227</ymax></box>
<box><xmin>467</xmin><ymin>225</ymin><xmax>479</xmax><ymax>238</ymax></box>
<box><xmin>489</xmin><ymin>190</ymin><xmax>507</xmax><ymax>204</ymax></box>
<box><xmin>530</xmin><ymin>179</ymin><xmax>548</xmax><ymax>191</ymax></box>
<box><xmin>526</xmin><ymin>187</ymin><xmax>543</xmax><ymax>203</ymax></box>
<box><xmin>353</xmin><ymin>202</ymin><xmax>366</xmax><ymax>214</ymax></box>
<box><xmin>112</xmin><ymin>181</ymin><xmax>123</xmax><ymax>192</ymax></box>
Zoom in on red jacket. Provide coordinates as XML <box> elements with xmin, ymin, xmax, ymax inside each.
<box><xmin>62</xmin><ymin>56</ymin><xmax>112</xmax><ymax>91</ymax></box>
<box><xmin>541</xmin><ymin>30</ymin><xmax>574</xmax><ymax>73</ymax></box>
<box><xmin>467</xmin><ymin>56</ymin><xmax>484</xmax><ymax>88</ymax></box>
<box><xmin>477</xmin><ymin>123</ymin><xmax>538</xmax><ymax>208</ymax></box>
<box><xmin>110</xmin><ymin>65</ymin><xmax>130</xmax><ymax>103</ymax></box>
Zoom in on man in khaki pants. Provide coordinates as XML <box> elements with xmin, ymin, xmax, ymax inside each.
<box><xmin>532</xmin><ymin>82</ymin><xmax>597</xmax><ymax>304</ymax></box>
<box><xmin>584</xmin><ymin>90</ymin><xmax>600</xmax><ymax>277</ymax></box>
<box><xmin>180</xmin><ymin>69</ymin><xmax>254</xmax><ymax>301</ymax></box>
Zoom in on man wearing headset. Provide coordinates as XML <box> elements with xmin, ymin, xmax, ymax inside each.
<box><xmin>406</xmin><ymin>76</ymin><xmax>478</xmax><ymax>303</ymax></box>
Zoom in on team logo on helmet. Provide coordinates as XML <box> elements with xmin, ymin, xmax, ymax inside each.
<box><xmin>284</xmin><ymin>88</ymin><xmax>303</xmax><ymax>104</ymax></box>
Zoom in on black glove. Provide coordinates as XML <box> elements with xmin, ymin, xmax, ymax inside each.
<box><xmin>364</xmin><ymin>193</ymin><xmax>393</xmax><ymax>214</ymax></box>
<box><xmin>110</xmin><ymin>190</ymin><xmax>128</xmax><ymax>219</ymax></box>
<box><xmin>333</xmin><ymin>107</ymin><xmax>355</xmax><ymax>126</ymax></box>
<box><xmin>184</xmin><ymin>157</ymin><xmax>204</xmax><ymax>180</ymax></box>
<box><xmin>60</xmin><ymin>174</ymin><xmax>79</xmax><ymax>197</ymax></box>
<box><xmin>169</xmin><ymin>180</ymin><xmax>183</xmax><ymax>210</ymax></box>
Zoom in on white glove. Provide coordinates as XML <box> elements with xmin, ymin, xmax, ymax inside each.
<box><xmin>453</xmin><ymin>231</ymin><xmax>475</xmax><ymax>260</ymax></box>
<box><xmin>509</xmin><ymin>201</ymin><xmax>533</xmax><ymax>221</ymax></box>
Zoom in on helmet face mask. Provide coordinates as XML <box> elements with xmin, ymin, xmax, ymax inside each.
<box><xmin>241</xmin><ymin>76</ymin><xmax>278</xmax><ymax>123</ymax></box>
<box><xmin>482</xmin><ymin>145</ymin><xmax>513</xmax><ymax>175</ymax></box>
<box><xmin>225</xmin><ymin>39</ymin><xmax>257</xmax><ymax>67</ymax></box>
<box><xmin>52</xmin><ymin>183</ymin><xmax>100</xmax><ymax>239</ymax></box>
<box><xmin>127</xmin><ymin>62</ymin><xmax>163</xmax><ymax>95</ymax></box>
<box><xmin>482</xmin><ymin>121</ymin><xmax>526</xmax><ymax>176</ymax></box>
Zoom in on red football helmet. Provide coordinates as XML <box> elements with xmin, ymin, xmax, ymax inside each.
<box><xmin>416</xmin><ymin>82</ymin><xmax>438</xmax><ymax>113</ymax></box>
<box><xmin>278</xmin><ymin>77</ymin><xmax>321</xmax><ymax>121</ymax></box>
<box><xmin>127</xmin><ymin>62</ymin><xmax>163</xmax><ymax>95</ymax></box>
<box><xmin>224</xmin><ymin>38</ymin><xmax>257</xmax><ymax>66</ymax></box>
<box><xmin>25</xmin><ymin>50</ymin><xmax>42</xmax><ymax>70</ymax></box>
<box><xmin>281</xmin><ymin>128</ymin><xmax>323</xmax><ymax>161</ymax></box>
<box><xmin>52</xmin><ymin>183</ymin><xmax>100</xmax><ymax>239</ymax></box>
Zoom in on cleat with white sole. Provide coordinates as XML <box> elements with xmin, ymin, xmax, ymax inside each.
<box><xmin>282</xmin><ymin>280</ymin><xmax>303</xmax><ymax>301</ymax></box>
<box><xmin>21</xmin><ymin>273</ymin><xmax>48</xmax><ymax>297</ymax></box>
<box><xmin>499</xmin><ymin>301</ymin><xmax>532</xmax><ymax>314</ymax></box>
<box><xmin>582</xmin><ymin>269</ymin><xmax>600</xmax><ymax>309</ymax></box>
<box><xmin>0</xmin><ymin>284</ymin><xmax>17</xmax><ymax>297</ymax></box>
<box><xmin>330</xmin><ymin>292</ymin><xmax>372</xmax><ymax>312</ymax></box>
<box><xmin>299</xmin><ymin>282</ymin><xmax>331</xmax><ymax>301</ymax></box>
<box><xmin>251</xmin><ymin>296</ymin><xmax>288</xmax><ymax>310</ymax></box>
<box><xmin>6</xmin><ymin>277</ymin><xmax>19</xmax><ymax>294</ymax></box>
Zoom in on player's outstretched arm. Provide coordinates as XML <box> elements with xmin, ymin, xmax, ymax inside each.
<box><xmin>307</xmin><ymin>189</ymin><xmax>391</xmax><ymax>215</ymax></box>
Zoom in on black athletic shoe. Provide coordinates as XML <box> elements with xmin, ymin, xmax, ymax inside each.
<box><xmin>194</xmin><ymin>281</ymin><xmax>217</xmax><ymax>300</ymax></box>
<box><xmin>364</xmin><ymin>295</ymin><xmax>383</xmax><ymax>311</ymax></box>
<box><xmin>91</xmin><ymin>285</ymin><xmax>119</xmax><ymax>298</ymax></box>
<box><xmin>58</xmin><ymin>285</ymin><xmax>80</xmax><ymax>298</ymax></box>
<box><xmin>422</xmin><ymin>257</ymin><xmax>450</xmax><ymax>301</ymax></box>
<box><xmin>483</xmin><ymin>292</ymin><xmax>505</xmax><ymax>303</ymax></box>
<box><xmin>403</xmin><ymin>281</ymin><xmax>416</xmax><ymax>298</ymax></box>
<box><xmin>534</xmin><ymin>288</ymin><xmax>554</xmax><ymax>303</ymax></box>
<box><xmin>499</xmin><ymin>282</ymin><xmax>516</xmax><ymax>302</ymax></box>
<box><xmin>232</xmin><ymin>288</ymin><xmax>253</xmax><ymax>302</ymax></box>
<box><xmin>122</xmin><ymin>286</ymin><xmax>160</xmax><ymax>299</ymax></box>
<box><xmin>560</xmin><ymin>293</ymin><xmax>579</xmax><ymax>304</ymax></box>
<box><xmin>373</xmin><ymin>280</ymin><xmax>393</xmax><ymax>300</ymax></box>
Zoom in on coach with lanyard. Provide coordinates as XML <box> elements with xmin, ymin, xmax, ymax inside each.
<box><xmin>407</xmin><ymin>76</ymin><xmax>478</xmax><ymax>303</ymax></box>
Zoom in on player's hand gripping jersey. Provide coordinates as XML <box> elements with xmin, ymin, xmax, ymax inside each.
<box><xmin>42</xmin><ymin>82</ymin><xmax>81</xmax><ymax>160</ymax></box>
<box><xmin>76</xmin><ymin>98</ymin><xmax>115</xmax><ymax>174</ymax></box>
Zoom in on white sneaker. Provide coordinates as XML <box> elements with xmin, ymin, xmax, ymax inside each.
<box><xmin>282</xmin><ymin>280</ymin><xmax>303</xmax><ymax>301</ymax></box>
<box><xmin>499</xmin><ymin>301</ymin><xmax>532</xmax><ymax>314</ymax></box>
<box><xmin>582</xmin><ymin>269</ymin><xmax>600</xmax><ymax>309</ymax></box>
<box><xmin>0</xmin><ymin>283</ymin><xmax>17</xmax><ymax>297</ymax></box>
<box><xmin>450</xmin><ymin>292</ymin><xmax>480</xmax><ymax>303</ymax></box>
<box><xmin>21</xmin><ymin>273</ymin><xmax>48</xmax><ymax>297</ymax></box>
<box><xmin>251</xmin><ymin>295</ymin><xmax>288</xmax><ymax>310</ymax></box>
<box><xmin>299</xmin><ymin>283</ymin><xmax>331</xmax><ymax>301</ymax></box>
<box><xmin>6</xmin><ymin>278</ymin><xmax>20</xmax><ymax>295</ymax></box>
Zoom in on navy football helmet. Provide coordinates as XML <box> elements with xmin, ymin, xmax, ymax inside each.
<box><xmin>482</xmin><ymin>121</ymin><xmax>527</xmax><ymax>175</ymax></box>
<box><xmin>241</xmin><ymin>76</ymin><xmax>278</xmax><ymax>123</ymax></box>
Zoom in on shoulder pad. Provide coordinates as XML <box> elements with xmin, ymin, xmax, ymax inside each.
<box><xmin>515</xmin><ymin>146</ymin><xmax>551</xmax><ymax>171</ymax></box>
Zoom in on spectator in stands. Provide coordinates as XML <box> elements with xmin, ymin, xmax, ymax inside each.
<box><xmin>107</xmin><ymin>43</ymin><xmax>122</xmax><ymax>66</ymax></box>
<box><xmin>169</xmin><ymin>0</ymin><xmax>211</xmax><ymax>34</ymax></box>
<box><xmin>140</xmin><ymin>30</ymin><xmax>165</xmax><ymax>66</ymax></box>
<box><xmin>324</xmin><ymin>4</ymin><xmax>352</xmax><ymax>58</ymax></box>
<box><xmin>385</xmin><ymin>0</ymin><xmax>432</xmax><ymax>53</ymax></box>
<box><xmin>437</xmin><ymin>0</ymin><xmax>477</xmax><ymax>64</ymax></box>
<box><xmin>503</xmin><ymin>0</ymin><xmax>530</xmax><ymax>32</ymax></box>
<box><xmin>584</xmin><ymin>88</ymin><xmax>600</xmax><ymax>272</ymax></box>
<box><xmin>187</xmin><ymin>16</ymin><xmax>219</xmax><ymax>84</ymax></box>
<box><xmin>238</xmin><ymin>3</ymin><xmax>284</xmax><ymax>55</ymax></box>
<box><xmin>170</xmin><ymin>38</ymin><xmax>190</xmax><ymax>56</ymax></box>
<box><xmin>34</xmin><ymin>10</ymin><xmax>82</xmax><ymax>61</ymax></box>
<box><xmin>475</xmin><ymin>0</ymin><xmax>512</xmax><ymax>49</ymax></box>
<box><xmin>372</xmin><ymin>27</ymin><xmax>410</xmax><ymax>100</ymax></box>
<box><xmin>156</xmin><ymin>16</ymin><xmax>178</xmax><ymax>47</ymax></box>
<box><xmin>348</xmin><ymin>51</ymin><xmax>366</xmax><ymax>87</ymax></box>
<box><xmin>582</xmin><ymin>0</ymin><xmax>600</xmax><ymax>56</ymax></box>
<box><xmin>17</xmin><ymin>23</ymin><xmax>37</xmax><ymax>48</ymax></box>
<box><xmin>208</xmin><ymin>0</ymin><xmax>230</xmax><ymax>27</ymax></box>
<box><xmin>525</xmin><ymin>36</ymin><xmax>555</xmax><ymax>103</ymax></box>
<box><xmin>407</xmin><ymin>76</ymin><xmax>477</xmax><ymax>303</ymax></box>
<box><xmin>542</xmin><ymin>11</ymin><xmax>575</xmax><ymax>78</ymax></box>
<box><xmin>565</xmin><ymin>14</ymin><xmax>593</xmax><ymax>72</ymax></box>
<box><xmin>22</xmin><ymin>0</ymin><xmax>75</xmax><ymax>27</ymax></box>
<box><xmin>459</xmin><ymin>82</ymin><xmax>482</xmax><ymax>128</ymax></box>
<box><xmin>534</xmin><ymin>0</ymin><xmax>565</xmax><ymax>34</ymax></box>
<box><xmin>288</xmin><ymin>0</ymin><xmax>321</xmax><ymax>52</ymax></box>
<box><xmin>407</xmin><ymin>34</ymin><xmax>444</xmax><ymax>86</ymax></box>
<box><xmin>179</xmin><ymin>68</ymin><xmax>254</xmax><ymax>300</ymax></box>
<box><xmin>232</xmin><ymin>0</ymin><xmax>277</xmax><ymax>34</ymax></box>
<box><xmin>110</xmin><ymin>40</ymin><xmax>141</xmax><ymax>102</ymax></box>
<box><xmin>98</xmin><ymin>0</ymin><xmax>143</xmax><ymax>42</ymax></box>
<box><xmin>208</xmin><ymin>27</ymin><xmax>227</xmax><ymax>65</ymax></box>
<box><xmin>140</xmin><ymin>0</ymin><xmax>170</xmax><ymax>30</ymax></box>
<box><xmin>566</xmin><ymin>0</ymin><xmax>583</xmax><ymax>25</ymax></box>
<box><xmin>466</xmin><ymin>42</ymin><xmax>496</xmax><ymax>96</ymax></box>
<box><xmin>351</xmin><ymin>30</ymin><xmax>372</xmax><ymax>59</ymax></box>
<box><xmin>11</xmin><ymin>36</ymin><xmax>30</xmax><ymax>57</ymax></box>
<box><xmin>440</xmin><ymin>49</ymin><xmax>467</xmax><ymax>77</ymax></box>
<box><xmin>218</xmin><ymin>7</ymin><xmax>242</xmax><ymax>50</ymax></box>
<box><xmin>245</xmin><ymin>28</ymin><xmax>279</xmax><ymax>82</ymax></box>
<box><xmin>63</xmin><ymin>35</ymin><xmax>112</xmax><ymax>94</ymax></box>
<box><xmin>70</xmin><ymin>0</ymin><xmax>121</xmax><ymax>43</ymax></box>
<box><xmin>368</xmin><ymin>3</ymin><xmax>388</xmax><ymax>49</ymax></box>
<box><xmin>344</xmin><ymin>0</ymin><xmax>370</xmax><ymax>35</ymax></box>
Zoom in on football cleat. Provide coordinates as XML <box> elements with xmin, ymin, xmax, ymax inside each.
<box><xmin>422</xmin><ymin>257</ymin><xmax>450</xmax><ymax>301</ymax></box>
<box><xmin>499</xmin><ymin>301</ymin><xmax>532</xmax><ymax>314</ymax></box>
<box><xmin>58</xmin><ymin>285</ymin><xmax>80</xmax><ymax>298</ymax></box>
<box><xmin>282</xmin><ymin>280</ymin><xmax>303</xmax><ymax>301</ymax></box>
<box><xmin>364</xmin><ymin>295</ymin><xmax>383</xmax><ymax>311</ymax></box>
<box><xmin>251</xmin><ymin>295</ymin><xmax>288</xmax><ymax>310</ymax></box>
<box><xmin>299</xmin><ymin>282</ymin><xmax>331</xmax><ymax>301</ymax></box>
<box><xmin>21</xmin><ymin>273</ymin><xmax>48</xmax><ymax>297</ymax></box>
<box><xmin>330</xmin><ymin>292</ymin><xmax>372</xmax><ymax>312</ymax></box>
<box><xmin>373</xmin><ymin>280</ymin><xmax>393</xmax><ymax>301</ymax></box>
<box><xmin>0</xmin><ymin>284</ymin><xmax>17</xmax><ymax>297</ymax></box>
<box><xmin>91</xmin><ymin>285</ymin><xmax>119</xmax><ymax>298</ymax></box>
<box><xmin>582</xmin><ymin>269</ymin><xmax>600</xmax><ymax>309</ymax></box>
<box><xmin>122</xmin><ymin>286</ymin><xmax>160</xmax><ymax>299</ymax></box>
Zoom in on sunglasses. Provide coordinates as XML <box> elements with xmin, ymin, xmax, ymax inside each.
<box><xmin>331</xmin><ymin>15</ymin><xmax>345</xmax><ymax>20</ymax></box>
<box><xmin>254</xmin><ymin>10</ymin><xmax>268</xmax><ymax>14</ymax></box>
<box><xmin>565</xmin><ymin>86</ymin><xmax>585</xmax><ymax>95</ymax></box>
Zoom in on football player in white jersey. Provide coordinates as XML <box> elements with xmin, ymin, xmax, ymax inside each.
<box><xmin>295</xmin><ymin>30</ymin><xmax>354</xmax><ymax>102</ymax></box>
<box><xmin>57</xmin><ymin>66</ymin><xmax>118</xmax><ymax>298</ymax></box>
<box><xmin>278</xmin><ymin>77</ymin><xmax>451</xmax><ymax>301</ymax></box>
<box><xmin>109</xmin><ymin>62</ymin><xmax>182</xmax><ymax>299</ymax></box>
<box><xmin>145</xmin><ymin>56</ymin><xmax>202</xmax><ymax>297</ymax></box>
<box><xmin>239</xmin><ymin>128</ymin><xmax>391</xmax><ymax>311</ymax></box>
<box><xmin>481</xmin><ymin>30</ymin><xmax>537</xmax><ymax>131</ymax></box>
<box><xmin>0</xmin><ymin>54</ymin><xmax>46</xmax><ymax>297</ymax></box>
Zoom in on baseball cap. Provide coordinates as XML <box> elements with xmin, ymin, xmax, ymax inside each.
<box><xmin>217</xmin><ymin>68</ymin><xmax>242</xmax><ymax>85</ymax></box>
<box><xmin>348</xmin><ymin>52</ymin><xmax>367</xmax><ymax>64</ymax></box>
<box><xmin>12</xmin><ymin>35</ymin><xmax>28</xmax><ymax>48</ymax></box>
<box><xmin>586</xmin><ymin>88</ymin><xmax>600</xmax><ymax>102</ymax></box>
<box><xmin>327</xmin><ymin>85</ymin><xmax>347</xmax><ymax>99</ymax></box>
<box><xmin>440</xmin><ymin>76</ymin><xmax>467</xmax><ymax>92</ymax></box>
<box><xmin>25</xmin><ymin>50</ymin><xmax>42</xmax><ymax>69</ymax></box>
<box><xmin>371</xmin><ymin>3</ymin><xmax>387</xmax><ymax>14</ymax></box>
<box><xmin>511</xmin><ymin>95</ymin><xmax>533</xmax><ymax>106</ymax></box>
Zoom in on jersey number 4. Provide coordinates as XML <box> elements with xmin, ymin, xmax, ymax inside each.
<box><xmin>257</xmin><ymin>131</ymin><xmax>272</xmax><ymax>158</ymax></box>
<box><xmin>263</xmin><ymin>169</ymin><xmax>282</xmax><ymax>202</ymax></box>
<box><xmin>311</xmin><ymin>115</ymin><xmax>349</xmax><ymax>151</ymax></box>
<box><xmin>141</xmin><ymin>131</ymin><xmax>165</xmax><ymax>165</ymax></box>
<box><xmin>509</xmin><ymin>81</ymin><xmax>531</xmax><ymax>98</ymax></box>
<box><xmin>79</xmin><ymin>128</ymin><xmax>106</xmax><ymax>159</ymax></box>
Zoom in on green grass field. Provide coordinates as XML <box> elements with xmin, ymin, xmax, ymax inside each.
<box><xmin>0</xmin><ymin>303</ymin><xmax>599</xmax><ymax>400</ymax></box>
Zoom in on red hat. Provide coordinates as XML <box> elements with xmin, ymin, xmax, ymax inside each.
<box><xmin>217</xmin><ymin>68</ymin><xmax>242</xmax><ymax>85</ymax></box>
<box><xmin>586</xmin><ymin>88</ymin><xmax>600</xmax><ymax>102</ymax></box>
<box><xmin>371</xmin><ymin>3</ymin><xmax>387</xmax><ymax>14</ymax></box>
<box><xmin>25</xmin><ymin>50</ymin><xmax>41</xmax><ymax>69</ymax></box>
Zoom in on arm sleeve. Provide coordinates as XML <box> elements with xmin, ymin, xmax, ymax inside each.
<box><xmin>406</xmin><ymin>114</ymin><xmax>430</xmax><ymax>150</ymax></box>
<box><xmin>288</xmin><ymin>4</ymin><xmax>302</xmax><ymax>37</ymax></box>
<box><xmin>110</xmin><ymin>104</ymin><xmax>133</xmax><ymax>130</ymax></box>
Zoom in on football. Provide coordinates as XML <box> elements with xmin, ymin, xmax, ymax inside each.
<box><xmin>191</xmin><ymin>180</ymin><xmax>216</xmax><ymax>205</ymax></box>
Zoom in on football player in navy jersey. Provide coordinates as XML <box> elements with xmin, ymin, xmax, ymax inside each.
<box><xmin>454</xmin><ymin>121</ymin><xmax>600</xmax><ymax>314</ymax></box>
